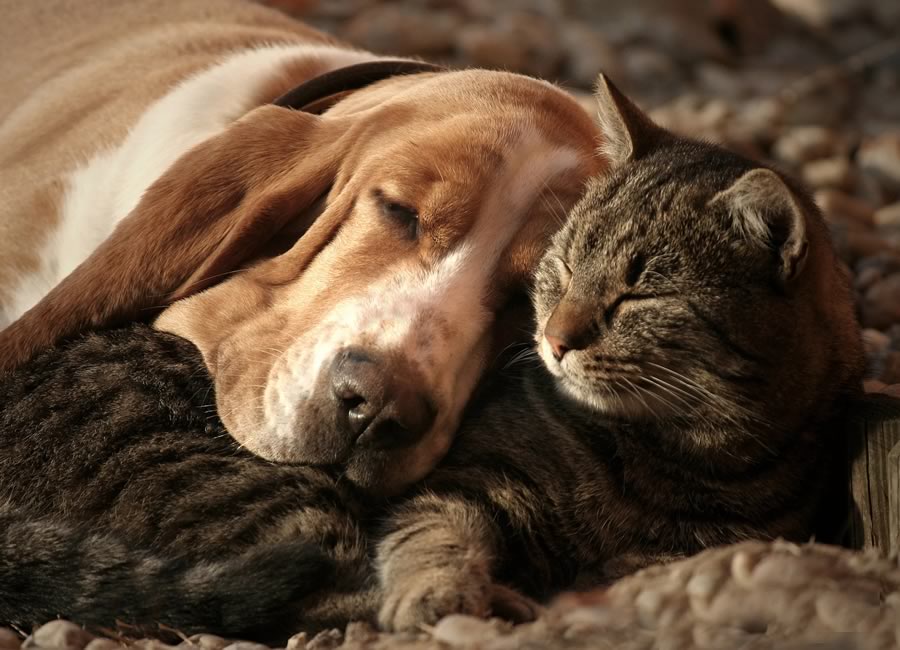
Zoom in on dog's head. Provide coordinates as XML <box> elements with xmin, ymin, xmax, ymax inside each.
<box><xmin>0</xmin><ymin>70</ymin><xmax>601</xmax><ymax>494</ymax></box>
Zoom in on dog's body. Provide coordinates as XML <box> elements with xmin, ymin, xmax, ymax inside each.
<box><xmin>0</xmin><ymin>0</ymin><xmax>342</xmax><ymax>321</ymax></box>
<box><xmin>0</xmin><ymin>0</ymin><xmax>602</xmax><ymax>493</ymax></box>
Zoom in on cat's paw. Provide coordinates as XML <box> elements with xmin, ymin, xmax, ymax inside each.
<box><xmin>378</xmin><ymin>574</ymin><xmax>540</xmax><ymax>633</ymax></box>
<box><xmin>378</xmin><ymin>570</ymin><xmax>492</xmax><ymax>633</ymax></box>
<box><xmin>487</xmin><ymin>583</ymin><xmax>542</xmax><ymax>624</ymax></box>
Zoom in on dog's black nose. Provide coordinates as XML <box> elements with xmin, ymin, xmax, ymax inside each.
<box><xmin>330</xmin><ymin>348</ymin><xmax>435</xmax><ymax>449</ymax></box>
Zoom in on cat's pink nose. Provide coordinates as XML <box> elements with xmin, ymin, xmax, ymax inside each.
<box><xmin>545</xmin><ymin>333</ymin><xmax>570</xmax><ymax>361</ymax></box>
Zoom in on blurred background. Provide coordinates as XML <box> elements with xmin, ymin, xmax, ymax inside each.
<box><xmin>270</xmin><ymin>0</ymin><xmax>900</xmax><ymax>390</ymax></box>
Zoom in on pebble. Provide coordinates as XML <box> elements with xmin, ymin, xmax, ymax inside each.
<box><xmin>431</xmin><ymin>615</ymin><xmax>504</xmax><ymax>646</ymax></box>
<box><xmin>881</xmin><ymin>383</ymin><xmax>900</xmax><ymax>398</ymax></box>
<box><xmin>844</xmin><ymin>229</ymin><xmax>896</xmax><ymax>263</ymax></box>
<box><xmin>874</xmin><ymin>202</ymin><xmax>900</xmax><ymax>229</ymax></box>
<box><xmin>83</xmin><ymin>641</ymin><xmax>120</xmax><ymax>650</ymax></box>
<box><xmin>303</xmin><ymin>630</ymin><xmax>342</xmax><ymax>650</ymax></box>
<box><xmin>24</xmin><ymin>622</ymin><xmax>94</xmax><ymax>650</ymax></box>
<box><xmin>862</xmin><ymin>328</ymin><xmax>891</xmax><ymax>358</ymax></box>
<box><xmin>457</xmin><ymin>13</ymin><xmax>564</xmax><ymax>80</ymax></box>
<box><xmin>0</xmin><ymin>629</ymin><xmax>21</xmax><ymax>650</ymax></box>
<box><xmin>815</xmin><ymin>189</ymin><xmax>875</xmax><ymax>226</ymax></box>
<box><xmin>284</xmin><ymin>634</ymin><xmax>306</xmax><ymax>650</ymax></box>
<box><xmin>861</xmin><ymin>274</ymin><xmax>900</xmax><ymax>330</ymax></box>
<box><xmin>221</xmin><ymin>643</ymin><xmax>269</xmax><ymax>650</ymax></box>
<box><xmin>863</xmin><ymin>378</ymin><xmax>887</xmax><ymax>394</ymax></box>
<box><xmin>341</xmin><ymin>623</ymin><xmax>376</xmax><ymax>645</ymax></box>
<box><xmin>340</xmin><ymin>5</ymin><xmax>459</xmax><ymax>57</ymax></box>
<box><xmin>560</xmin><ymin>23</ymin><xmax>624</xmax><ymax>89</ymax></box>
<box><xmin>858</xmin><ymin>132</ymin><xmax>900</xmax><ymax>196</ymax></box>
<box><xmin>769</xmin><ymin>0</ymin><xmax>869</xmax><ymax>27</ymax></box>
<box><xmin>182</xmin><ymin>635</ymin><xmax>226</xmax><ymax>650</ymax></box>
<box><xmin>803</xmin><ymin>156</ymin><xmax>857</xmax><ymax>192</ymax></box>
<box><xmin>880</xmin><ymin>352</ymin><xmax>900</xmax><ymax>384</ymax></box>
<box><xmin>773</xmin><ymin>126</ymin><xmax>843</xmax><ymax>166</ymax></box>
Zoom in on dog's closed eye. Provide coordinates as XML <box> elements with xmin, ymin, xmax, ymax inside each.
<box><xmin>374</xmin><ymin>189</ymin><xmax>419</xmax><ymax>240</ymax></box>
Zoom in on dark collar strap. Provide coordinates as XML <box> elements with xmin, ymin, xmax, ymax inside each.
<box><xmin>273</xmin><ymin>59</ymin><xmax>446</xmax><ymax>114</ymax></box>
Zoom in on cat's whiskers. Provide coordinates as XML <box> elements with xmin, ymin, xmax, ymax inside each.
<box><xmin>540</xmin><ymin>178</ymin><xmax>569</xmax><ymax>227</ymax></box>
<box><xmin>503</xmin><ymin>347</ymin><xmax>542</xmax><ymax>371</ymax></box>
<box><xmin>647</xmin><ymin>361</ymin><xmax>767</xmax><ymax>429</ymax></box>
<box><xmin>620</xmin><ymin>377</ymin><xmax>660</xmax><ymax>419</ymax></box>
<box><xmin>639</xmin><ymin>375</ymin><xmax>696</xmax><ymax>413</ymax></box>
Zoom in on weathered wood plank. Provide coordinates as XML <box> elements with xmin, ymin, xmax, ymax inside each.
<box><xmin>889</xmin><ymin>441</ymin><xmax>900</xmax><ymax>557</ymax></box>
<box><xmin>847</xmin><ymin>394</ymin><xmax>900</xmax><ymax>554</ymax></box>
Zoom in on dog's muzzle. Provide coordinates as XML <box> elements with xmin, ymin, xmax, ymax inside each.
<box><xmin>329</xmin><ymin>347</ymin><xmax>436</xmax><ymax>451</ymax></box>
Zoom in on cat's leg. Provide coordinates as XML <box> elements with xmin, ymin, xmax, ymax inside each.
<box><xmin>375</xmin><ymin>494</ymin><xmax>539</xmax><ymax>632</ymax></box>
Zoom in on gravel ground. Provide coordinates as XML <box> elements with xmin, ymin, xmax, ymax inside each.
<box><xmin>5</xmin><ymin>541</ymin><xmax>899</xmax><ymax>649</ymax></box>
<box><xmin>5</xmin><ymin>1</ymin><xmax>900</xmax><ymax>648</ymax></box>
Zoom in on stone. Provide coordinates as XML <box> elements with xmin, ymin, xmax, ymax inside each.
<box><xmin>863</xmin><ymin>378</ymin><xmax>886</xmax><ymax>394</ymax></box>
<box><xmin>83</xmin><ymin>641</ymin><xmax>120</xmax><ymax>650</ymax></box>
<box><xmin>340</xmin><ymin>5</ymin><xmax>460</xmax><ymax>57</ymax></box>
<box><xmin>342</xmin><ymin>623</ymin><xmax>377</xmax><ymax>644</ymax></box>
<box><xmin>844</xmin><ymin>229</ymin><xmax>895</xmax><ymax>264</ymax></box>
<box><xmin>772</xmin><ymin>126</ymin><xmax>844</xmax><ymax>166</ymax></box>
<box><xmin>221</xmin><ymin>643</ymin><xmax>269</xmax><ymax>650</ymax></box>
<box><xmin>620</xmin><ymin>47</ymin><xmax>684</xmax><ymax>103</ymax></box>
<box><xmin>802</xmin><ymin>156</ymin><xmax>856</xmax><ymax>192</ymax></box>
<box><xmin>854</xmin><ymin>265</ymin><xmax>884</xmax><ymax>293</ymax></box>
<box><xmin>284</xmin><ymin>633</ymin><xmax>306</xmax><ymax>650</ymax></box>
<box><xmin>861</xmin><ymin>273</ymin><xmax>900</xmax><ymax>330</ymax></box>
<box><xmin>431</xmin><ymin>615</ymin><xmax>504</xmax><ymax>646</ymax></box>
<box><xmin>769</xmin><ymin>0</ymin><xmax>868</xmax><ymax>27</ymax></box>
<box><xmin>304</xmin><ymin>629</ymin><xmax>342</xmax><ymax>650</ymax></box>
<box><xmin>695</xmin><ymin>63</ymin><xmax>746</xmax><ymax>100</ymax></box>
<box><xmin>875</xmin><ymin>202</ymin><xmax>900</xmax><ymax>228</ymax></box>
<box><xmin>26</xmin><ymin>621</ymin><xmax>93</xmax><ymax>650</ymax></box>
<box><xmin>815</xmin><ymin>189</ymin><xmax>874</xmax><ymax>226</ymax></box>
<box><xmin>881</xmin><ymin>384</ymin><xmax>900</xmax><ymax>398</ymax></box>
<box><xmin>858</xmin><ymin>132</ymin><xmax>900</xmax><ymax>196</ymax></box>
<box><xmin>0</xmin><ymin>629</ymin><xmax>21</xmax><ymax>650</ymax></box>
<box><xmin>880</xmin><ymin>351</ymin><xmax>900</xmax><ymax>385</ymax></box>
<box><xmin>182</xmin><ymin>635</ymin><xmax>227</xmax><ymax>650</ymax></box>
<box><xmin>456</xmin><ymin>13</ymin><xmax>564</xmax><ymax>80</ymax></box>
<box><xmin>862</xmin><ymin>328</ymin><xmax>891</xmax><ymax>359</ymax></box>
<box><xmin>886</xmin><ymin>324</ymin><xmax>900</xmax><ymax>351</ymax></box>
<box><xmin>560</xmin><ymin>23</ymin><xmax>624</xmax><ymax>90</ymax></box>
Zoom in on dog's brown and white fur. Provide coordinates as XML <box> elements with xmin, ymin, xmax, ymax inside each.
<box><xmin>0</xmin><ymin>0</ymin><xmax>602</xmax><ymax>494</ymax></box>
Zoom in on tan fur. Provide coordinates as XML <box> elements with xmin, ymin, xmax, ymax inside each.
<box><xmin>0</xmin><ymin>0</ymin><xmax>602</xmax><ymax>491</ymax></box>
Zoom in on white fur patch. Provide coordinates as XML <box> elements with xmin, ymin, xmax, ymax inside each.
<box><xmin>265</xmin><ymin>129</ymin><xmax>582</xmax><ymax>459</ymax></box>
<box><xmin>3</xmin><ymin>43</ymin><xmax>380</xmax><ymax>326</ymax></box>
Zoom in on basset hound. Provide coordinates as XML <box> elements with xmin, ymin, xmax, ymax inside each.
<box><xmin>0</xmin><ymin>0</ymin><xmax>603</xmax><ymax>494</ymax></box>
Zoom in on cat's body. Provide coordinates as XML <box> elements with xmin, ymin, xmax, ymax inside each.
<box><xmin>0</xmin><ymin>78</ymin><xmax>864</xmax><ymax>640</ymax></box>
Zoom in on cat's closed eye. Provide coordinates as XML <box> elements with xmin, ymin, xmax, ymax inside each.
<box><xmin>625</xmin><ymin>253</ymin><xmax>645</xmax><ymax>287</ymax></box>
<box><xmin>554</xmin><ymin>256</ymin><xmax>573</xmax><ymax>292</ymax></box>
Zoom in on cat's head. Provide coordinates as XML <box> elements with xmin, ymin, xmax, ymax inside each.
<box><xmin>534</xmin><ymin>76</ymin><xmax>864</xmax><ymax>434</ymax></box>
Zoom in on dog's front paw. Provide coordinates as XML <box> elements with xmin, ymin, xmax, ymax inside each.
<box><xmin>378</xmin><ymin>569</ymin><xmax>492</xmax><ymax>633</ymax></box>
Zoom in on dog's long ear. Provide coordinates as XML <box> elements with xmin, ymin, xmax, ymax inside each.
<box><xmin>0</xmin><ymin>105</ymin><xmax>352</xmax><ymax>373</ymax></box>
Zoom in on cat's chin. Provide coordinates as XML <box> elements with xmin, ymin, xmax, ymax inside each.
<box><xmin>555</xmin><ymin>375</ymin><xmax>665</xmax><ymax>421</ymax></box>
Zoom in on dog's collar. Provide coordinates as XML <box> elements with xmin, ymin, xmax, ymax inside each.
<box><xmin>273</xmin><ymin>60</ymin><xmax>446</xmax><ymax>115</ymax></box>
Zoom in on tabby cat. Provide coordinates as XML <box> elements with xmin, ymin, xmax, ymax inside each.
<box><xmin>0</xmin><ymin>77</ymin><xmax>863</xmax><ymax>641</ymax></box>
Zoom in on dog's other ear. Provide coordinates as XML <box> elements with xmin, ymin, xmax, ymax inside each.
<box><xmin>0</xmin><ymin>105</ymin><xmax>351</xmax><ymax>373</ymax></box>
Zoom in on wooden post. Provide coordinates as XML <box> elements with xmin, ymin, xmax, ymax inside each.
<box><xmin>847</xmin><ymin>394</ymin><xmax>900</xmax><ymax>555</ymax></box>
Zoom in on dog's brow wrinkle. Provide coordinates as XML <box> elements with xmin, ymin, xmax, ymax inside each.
<box><xmin>263</xmin><ymin>129</ymin><xmax>584</xmax><ymax>462</ymax></box>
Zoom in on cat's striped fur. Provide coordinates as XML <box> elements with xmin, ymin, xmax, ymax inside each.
<box><xmin>0</xmin><ymin>78</ymin><xmax>864</xmax><ymax>639</ymax></box>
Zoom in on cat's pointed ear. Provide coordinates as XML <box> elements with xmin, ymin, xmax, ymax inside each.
<box><xmin>593</xmin><ymin>74</ymin><xmax>664</xmax><ymax>166</ymax></box>
<box><xmin>710</xmin><ymin>168</ymin><xmax>809</xmax><ymax>284</ymax></box>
